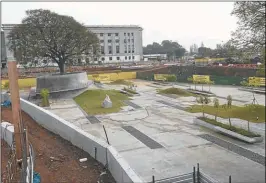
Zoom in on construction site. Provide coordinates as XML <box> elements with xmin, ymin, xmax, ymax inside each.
<box><xmin>1</xmin><ymin>60</ymin><xmax>265</xmax><ymax>183</ymax></box>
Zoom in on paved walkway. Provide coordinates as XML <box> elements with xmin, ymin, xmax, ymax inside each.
<box><xmin>46</xmin><ymin>82</ymin><xmax>265</xmax><ymax>183</ymax></box>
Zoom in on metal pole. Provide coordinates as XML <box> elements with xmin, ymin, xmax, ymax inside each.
<box><xmin>229</xmin><ymin>175</ymin><xmax>232</xmax><ymax>183</ymax></box>
<box><xmin>94</xmin><ymin>147</ymin><xmax>97</xmax><ymax>160</ymax></box>
<box><xmin>193</xmin><ymin>166</ymin><xmax>196</xmax><ymax>183</ymax></box>
<box><xmin>197</xmin><ymin>163</ymin><xmax>200</xmax><ymax>183</ymax></box>
<box><xmin>152</xmin><ymin>175</ymin><xmax>155</xmax><ymax>183</ymax></box>
<box><xmin>103</xmin><ymin>125</ymin><xmax>110</xmax><ymax>145</ymax></box>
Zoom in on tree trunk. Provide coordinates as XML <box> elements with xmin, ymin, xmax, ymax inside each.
<box><xmin>202</xmin><ymin>104</ymin><xmax>204</xmax><ymax>117</ymax></box>
<box><xmin>247</xmin><ymin>120</ymin><xmax>250</xmax><ymax>132</ymax></box>
<box><xmin>215</xmin><ymin>109</ymin><xmax>218</xmax><ymax>121</ymax></box>
<box><xmin>229</xmin><ymin>117</ymin><xmax>232</xmax><ymax>128</ymax></box>
<box><xmin>58</xmin><ymin>62</ymin><xmax>65</xmax><ymax>74</ymax></box>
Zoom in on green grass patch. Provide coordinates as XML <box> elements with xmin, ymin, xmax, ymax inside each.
<box><xmin>158</xmin><ymin>87</ymin><xmax>195</xmax><ymax>97</ymax></box>
<box><xmin>198</xmin><ymin>117</ymin><xmax>261</xmax><ymax>137</ymax></box>
<box><xmin>108</xmin><ymin>79</ymin><xmax>133</xmax><ymax>86</ymax></box>
<box><xmin>188</xmin><ymin>104</ymin><xmax>265</xmax><ymax>123</ymax></box>
<box><xmin>123</xmin><ymin>87</ymin><xmax>138</xmax><ymax>94</ymax></box>
<box><xmin>74</xmin><ymin>89</ymin><xmax>129</xmax><ymax>115</ymax></box>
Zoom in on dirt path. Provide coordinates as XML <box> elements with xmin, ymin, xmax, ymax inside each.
<box><xmin>1</xmin><ymin>107</ymin><xmax>116</xmax><ymax>183</ymax></box>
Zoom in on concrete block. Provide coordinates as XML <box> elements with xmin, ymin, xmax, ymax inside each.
<box><xmin>193</xmin><ymin>118</ymin><xmax>218</xmax><ymax>132</ymax></box>
<box><xmin>107</xmin><ymin>146</ymin><xmax>143</xmax><ymax>183</ymax></box>
<box><xmin>1</xmin><ymin>121</ymin><xmax>14</xmax><ymax>147</ymax></box>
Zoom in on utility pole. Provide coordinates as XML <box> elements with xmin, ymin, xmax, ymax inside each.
<box><xmin>7</xmin><ymin>60</ymin><xmax>23</xmax><ymax>160</ymax></box>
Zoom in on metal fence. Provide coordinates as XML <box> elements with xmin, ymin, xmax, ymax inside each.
<box><xmin>150</xmin><ymin>163</ymin><xmax>232</xmax><ymax>183</ymax></box>
<box><xmin>2</xmin><ymin>144</ymin><xmax>18</xmax><ymax>183</ymax></box>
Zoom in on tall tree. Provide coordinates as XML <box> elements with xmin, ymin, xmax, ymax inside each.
<box><xmin>231</xmin><ymin>2</ymin><xmax>265</xmax><ymax>53</ymax></box>
<box><xmin>7</xmin><ymin>9</ymin><xmax>99</xmax><ymax>74</ymax></box>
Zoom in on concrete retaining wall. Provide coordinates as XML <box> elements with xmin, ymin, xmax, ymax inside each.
<box><xmin>36</xmin><ymin>72</ymin><xmax>88</xmax><ymax>93</ymax></box>
<box><xmin>1</xmin><ymin>121</ymin><xmax>14</xmax><ymax>147</ymax></box>
<box><xmin>20</xmin><ymin>98</ymin><xmax>143</xmax><ymax>183</ymax></box>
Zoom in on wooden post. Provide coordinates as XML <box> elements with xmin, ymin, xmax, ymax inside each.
<box><xmin>7</xmin><ymin>61</ymin><xmax>22</xmax><ymax>160</ymax></box>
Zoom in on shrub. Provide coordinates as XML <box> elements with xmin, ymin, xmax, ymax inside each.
<box><xmin>3</xmin><ymin>81</ymin><xmax>9</xmax><ymax>89</ymax></box>
<box><xmin>165</xmin><ymin>75</ymin><xmax>177</xmax><ymax>82</ymax></box>
<box><xmin>40</xmin><ymin>88</ymin><xmax>50</xmax><ymax>107</ymax></box>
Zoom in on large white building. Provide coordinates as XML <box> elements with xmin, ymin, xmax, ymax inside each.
<box><xmin>1</xmin><ymin>24</ymin><xmax>143</xmax><ymax>64</ymax></box>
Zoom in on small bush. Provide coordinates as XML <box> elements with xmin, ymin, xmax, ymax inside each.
<box><xmin>40</xmin><ymin>88</ymin><xmax>50</xmax><ymax>107</ymax></box>
<box><xmin>198</xmin><ymin>117</ymin><xmax>260</xmax><ymax>137</ymax></box>
<box><xmin>165</xmin><ymin>75</ymin><xmax>177</xmax><ymax>82</ymax></box>
<box><xmin>3</xmin><ymin>81</ymin><xmax>9</xmax><ymax>89</ymax></box>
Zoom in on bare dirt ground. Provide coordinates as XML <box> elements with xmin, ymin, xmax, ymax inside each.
<box><xmin>1</xmin><ymin>107</ymin><xmax>116</xmax><ymax>183</ymax></box>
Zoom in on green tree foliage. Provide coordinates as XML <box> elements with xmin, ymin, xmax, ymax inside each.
<box><xmin>7</xmin><ymin>9</ymin><xmax>99</xmax><ymax>74</ymax></box>
<box><xmin>231</xmin><ymin>2</ymin><xmax>265</xmax><ymax>53</ymax></box>
<box><xmin>143</xmin><ymin>40</ymin><xmax>186</xmax><ymax>60</ymax></box>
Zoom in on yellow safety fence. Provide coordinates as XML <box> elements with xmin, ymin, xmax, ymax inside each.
<box><xmin>1</xmin><ymin>72</ymin><xmax>137</xmax><ymax>89</ymax></box>
<box><xmin>248</xmin><ymin>77</ymin><xmax>265</xmax><ymax>86</ymax></box>
<box><xmin>154</xmin><ymin>74</ymin><xmax>175</xmax><ymax>81</ymax></box>
<box><xmin>195</xmin><ymin>58</ymin><xmax>225</xmax><ymax>62</ymax></box>
<box><xmin>88</xmin><ymin>72</ymin><xmax>136</xmax><ymax>82</ymax></box>
<box><xmin>193</xmin><ymin>75</ymin><xmax>210</xmax><ymax>83</ymax></box>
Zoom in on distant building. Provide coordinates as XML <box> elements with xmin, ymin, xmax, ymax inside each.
<box><xmin>143</xmin><ymin>54</ymin><xmax>167</xmax><ymax>61</ymax></box>
<box><xmin>1</xmin><ymin>29</ymin><xmax>7</xmax><ymax>68</ymax></box>
<box><xmin>2</xmin><ymin>24</ymin><xmax>144</xmax><ymax>64</ymax></box>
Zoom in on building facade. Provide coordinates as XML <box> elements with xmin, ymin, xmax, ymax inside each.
<box><xmin>1</xmin><ymin>24</ymin><xmax>143</xmax><ymax>64</ymax></box>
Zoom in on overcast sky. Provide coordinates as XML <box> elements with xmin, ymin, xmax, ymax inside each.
<box><xmin>2</xmin><ymin>2</ymin><xmax>238</xmax><ymax>50</ymax></box>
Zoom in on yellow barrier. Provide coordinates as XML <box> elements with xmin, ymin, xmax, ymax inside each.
<box><xmin>1</xmin><ymin>78</ymin><xmax>36</xmax><ymax>89</ymax></box>
<box><xmin>2</xmin><ymin>72</ymin><xmax>137</xmax><ymax>89</ymax></box>
<box><xmin>248</xmin><ymin>77</ymin><xmax>265</xmax><ymax>86</ymax></box>
<box><xmin>88</xmin><ymin>72</ymin><xmax>136</xmax><ymax>81</ymax></box>
<box><xmin>154</xmin><ymin>74</ymin><xmax>174</xmax><ymax>81</ymax></box>
<box><xmin>195</xmin><ymin>58</ymin><xmax>225</xmax><ymax>62</ymax></box>
<box><xmin>193</xmin><ymin>75</ymin><xmax>210</xmax><ymax>83</ymax></box>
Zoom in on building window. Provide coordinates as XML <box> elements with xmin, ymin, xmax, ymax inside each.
<box><xmin>125</xmin><ymin>56</ymin><xmax>127</xmax><ymax>60</ymax></box>
<box><xmin>108</xmin><ymin>46</ymin><xmax>112</xmax><ymax>54</ymax></box>
<box><xmin>115</xmin><ymin>33</ymin><xmax>119</xmax><ymax>36</ymax></box>
<box><xmin>117</xmin><ymin>57</ymin><xmax>120</xmax><ymax>60</ymax></box>
<box><xmin>131</xmin><ymin>33</ymin><xmax>134</xmax><ymax>36</ymax></box>
<box><xmin>108</xmin><ymin>39</ymin><xmax>112</xmax><ymax>43</ymax></box>
<box><xmin>125</xmin><ymin>50</ymin><xmax>127</xmax><ymax>53</ymax></box>
<box><xmin>128</xmin><ymin>39</ymin><xmax>130</xmax><ymax>42</ymax></box>
<box><xmin>127</xmin><ymin>33</ymin><xmax>130</xmax><ymax>36</ymax></box>
<box><xmin>129</xmin><ymin>56</ymin><xmax>131</xmax><ymax>59</ymax></box>
<box><xmin>124</xmin><ymin>39</ymin><xmax>127</xmax><ymax>43</ymax></box>
<box><xmin>100</xmin><ymin>40</ymin><xmax>104</xmax><ymax>43</ymax></box>
<box><xmin>108</xmin><ymin>33</ymin><xmax>111</xmax><ymax>36</ymax></box>
<box><xmin>100</xmin><ymin>33</ymin><xmax>104</xmax><ymax>36</ymax></box>
<box><xmin>132</xmin><ymin>50</ymin><xmax>135</xmax><ymax>53</ymax></box>
<box><xmin>115</xmin><ymin>39</ymin><xmax>119</xmax><ymax>43</ymax></box>
<box><xmin>109</xmin><ymin>57</ymin><xmax>112</xmax><ymax>61</ymax></box>
<box><xmin>132</xmin><ymin>56</ymin><xmax>135</xmax><ymax>59</ymax></box>
<box><xmin>101</xmin><ymin>57</ymin><xmax>105</xmax><ymax>61</ymax></box>
<box><xmin>124</xmin><ymin>33</ymin><xmax>126</xmax><ymax>36</ymax></box>
<box><xmin>94</xmin><ymin>57</ymin><xmax>98</xmax><ymax>61</ymax></box>
<box><xmin>131</xmin><ymin>39</ymin><xmax>134</xmax><ymax>43</ymax></box>
<box><xmin>101</xmin><ymin>46</ymin><xmax>104</xmax><ymax>54</ymax></box>
<box><xmin>116</xmin><ymin>46</ymin><xmax>120</xmax><ymax>53</ymax></box>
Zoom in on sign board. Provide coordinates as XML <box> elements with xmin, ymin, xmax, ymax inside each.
<box><xmin>154</xmin><ymin>74</ymin><xmax>174</xmax><ymax>81</ymax></box>
<box><xmin>193</xmin><ymin>75</ymin><xmax>210</xmax><ymax>83</ymax></box>
<box><xmin>248</xmin><ymin>77</ymin><xmax>265</xmax><ymax>86</ymax></box>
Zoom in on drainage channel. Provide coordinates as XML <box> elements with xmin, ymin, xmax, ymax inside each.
<box><xmin>124</xmin><ymin>100</ymin><xmax>142</xmax><ymax>109</ymax></box>
<box><xmin>86</xmin><ymin>116</ymin><xmax>101</xmax><ymax>124</ymax></box>
<box><xmin>157</xmin><ymin>100</ymin><xmax>186</xmax><ymax>111</ymax></box>
<box><xmin>122</xmin><ymin>126</ymin><xmax>163</xmax><ymax>149</ymax></box>
<box><xmin>198</xmin><ymin>134</ymin><xmax>265</xmax><ymax>166</ymax></box>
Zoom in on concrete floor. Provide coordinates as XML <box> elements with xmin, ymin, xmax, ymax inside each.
<box><xmin>45</xmin><ymin>80</ymin><xmax>265</xmax><ymax>183</ymax></box>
